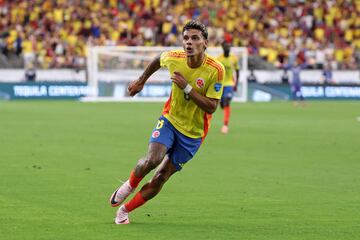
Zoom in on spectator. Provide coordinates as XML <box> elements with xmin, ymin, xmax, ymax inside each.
<box><xmin>0</xmin><ymin>0</ymin><xmax>358</xmax><ymax>70</ymax></box>
<box><xmin>281</xmin><ymin>69</ymin><xmax>289</xmax><ymax>84</ymax></box>
<box><xmin>322</xmin><ymin>62</ymin><xmax>333</xmax><ymax>85</ymax></box>
<box><xmin>247</xmin><ymin>68</ymin><xmax>257</xmax><ymax>83</ymax></box>
<box><xmin>24</xmin><ymin>62</ymin><xmax>36</xmax><ymax>81</ymax></box>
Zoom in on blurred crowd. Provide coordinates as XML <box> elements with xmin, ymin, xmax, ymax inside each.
<box><xmin>0</xmin><ymin>0</ymin><xmax>359</xmax><ymax>70</ymax></box>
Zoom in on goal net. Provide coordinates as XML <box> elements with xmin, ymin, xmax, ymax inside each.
<box><xmin>84</xmin><ymin>46</ymin><xmax>248</xmax><ymax>102</ymax></box>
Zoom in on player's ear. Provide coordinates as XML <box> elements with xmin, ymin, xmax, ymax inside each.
<box><xmin>204</xmin><ymin>39</ymin><xmax>208</xmax><ymax>50</ymax></box>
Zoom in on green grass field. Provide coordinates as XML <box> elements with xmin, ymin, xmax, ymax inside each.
<box><xmin>1</xmin><ymin>101</ymin><xmax>360</xmax><ymax>239</ymax></box>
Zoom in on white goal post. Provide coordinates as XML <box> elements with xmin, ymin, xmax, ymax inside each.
<box><xmin>85</xmin><ymin>46</ymin><xmax>248</xmax><ymax>102</ymax></box>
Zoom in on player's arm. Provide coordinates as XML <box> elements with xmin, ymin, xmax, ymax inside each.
<box><xmin>188</xmin><ymin>91</ymin><xmax>219</xmax><ymax>114</ymax></box>
<box><xmin>234</xmin><ymin>69</ymin><xmax>239</xmax><ymax>92</ymax></box>
<box><xmin>127</xmin><ymin>54</ymin><xmax>161</xmax><ymax>96</ymax></box>
<box><xmin>233</xmin><ymin>57</ymin><xmax>240</xmax><ymax>91</ymax></box>
<box><xmin>171</xmin><ymin>71</ymin><xmax>218</xmax><ymax>114</ymax></box>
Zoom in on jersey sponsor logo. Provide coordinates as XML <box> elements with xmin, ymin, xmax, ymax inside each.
<box><xmin>152</xmin><ymin>130</ymin><xmax>160</xmax><ymax>138</ymax></box>
<box><xmin>214</xmin><ymin>83</ymin><xmax>222</xmax><ymax>92</ymax></box>
<box><xmin>196</xmin><ymin>78</ymin><xmax>205</xmax><ymax>88</ymax></box>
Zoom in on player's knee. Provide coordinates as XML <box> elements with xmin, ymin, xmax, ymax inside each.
<box><xmin>224</xmin><ymin>98</ymin><xmax>231</xmax><ymax>106</ymax></box>
<box><xmin>220</xmin><ymin>101</ymin><xmax>225</xmax><ymax>109</ymax></box>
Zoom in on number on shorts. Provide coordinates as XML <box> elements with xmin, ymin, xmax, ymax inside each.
<box><xmin>156</xmin><ymin>119</ymin><xmax>164</xmax><ymax>129</ymax></box>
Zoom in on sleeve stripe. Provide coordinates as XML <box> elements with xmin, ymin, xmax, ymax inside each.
<box><xmin>205</xmin><ymin>59</ymin><xmax>224</xmax><ymax>81</ymax></box>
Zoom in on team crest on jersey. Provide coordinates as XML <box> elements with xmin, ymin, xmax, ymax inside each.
<box><xmin>214</xmin><ymin>83</ymin><xmax>222</xmax><ymax>92</ymax></box>
<box><xmin>152</xmin><ymin>130</ymin><xmax>160</xmax><ymax>138</ymax></box>
<box><xmin>196</xmin><ymin>78</ymin><xmax>205</xmax><ymax>88</ymax></box>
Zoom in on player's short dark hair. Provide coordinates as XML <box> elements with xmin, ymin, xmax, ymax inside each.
<box><xmin>182</xmin><ymin>20</ymin><xmax>208</xmax><ymax>40</ymax></box>
<box><xmin>222</xmin><ymin>41</ymin><xmax>231</xmax><ymax>47</ymax></box>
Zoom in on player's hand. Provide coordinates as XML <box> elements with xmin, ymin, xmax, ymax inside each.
<box><xmin>233</xmin><ymin>86</ymin><xmax>237</xmax><ymax>92</ymax></box>
<box><xmin>171</xmin><ymin>71</ymin><xmax>187</xmax><ymax>89</ymax></box>
<box><xmin>127</xmin><ymin>79</ymin><xmax>144</xmax><ymax>96</ymax></box>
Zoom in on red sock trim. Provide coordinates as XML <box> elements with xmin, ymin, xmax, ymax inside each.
<box><xmin>124</xmin><ymin>192</ymin><xmax>147</xmax><ymax>212</ymax></box>
<box><xmin>224</xmin><ymin>106</ymin><xmax>231</xmax><ymax>126</ymax></box>
<box><xmin>129</xmin><ymin>170</ymin><xmax>143</xmax><ymax>188</ymax></box>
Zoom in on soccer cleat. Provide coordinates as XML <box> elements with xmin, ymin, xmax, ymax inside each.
<box><xmin>221</xmin><ymin>125</ymin><xmax>229</xmax><ymax>134</ymax></box>
<box><xmin>109</xmin><ymin>180</ymin><xmax>134</xmax><ymax>207</ymax></box>
<box><xmin>115</xmin><ymin>205</ymin><xmax>130</xmax><ymax>225</ymax></box>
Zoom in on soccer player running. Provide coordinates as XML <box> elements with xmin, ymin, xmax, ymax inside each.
<box><xmin>217</xmin><ymin>41</ymin><xmax>239</xmax><ymax>134</ymax></box>
<box><xmin>109</xmin><ymin>20</ymin><xmax>225</xmax><ymax>224</ymax></box>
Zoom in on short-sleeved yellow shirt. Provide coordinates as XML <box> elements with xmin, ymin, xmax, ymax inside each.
<box><xmin>217</xmin><ymin>54</ymin><xmax>239</xmax><ymax>86</ymax></box>
<box><xmin>160</xmin><ymin>50</ymin><xmax>224</xmax><ymax>139</ymax></box>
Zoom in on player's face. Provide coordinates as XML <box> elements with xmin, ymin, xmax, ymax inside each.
<box><xmin>182</xmin><ymin>29</ymin><xmax>208</xmax><ymax>57</ymax></box>
<box><xmin>222</xmin><ymin>43</ymin><xmax>230</xmax><ymax>55</ymax></box>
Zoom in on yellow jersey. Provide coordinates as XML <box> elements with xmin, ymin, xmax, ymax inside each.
<box><xmin>160</xmin><ymin>50</ymin><xmax>225</xmax><ymax>139</ymax></box>
<box><xmin>217</xmin><ymin>54</ymin><xmax>239</xmax><ymax>87</ymax></box>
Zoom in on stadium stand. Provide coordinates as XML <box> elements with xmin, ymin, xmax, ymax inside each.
<box><xmin>0</xmin><ymin>0</ymin><xmax>359</xmax><ymax>70</ymax></box>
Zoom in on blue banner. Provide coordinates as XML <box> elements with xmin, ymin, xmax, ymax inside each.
<box><xmin>0</xmin><ymin>82</ymin><xmax>95</xmax><ymax>100</ymax></box>
<box><xmin>249</xmin><ymin>83</ymin><xmax>360</xmax><ymax>101</ymax></box>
